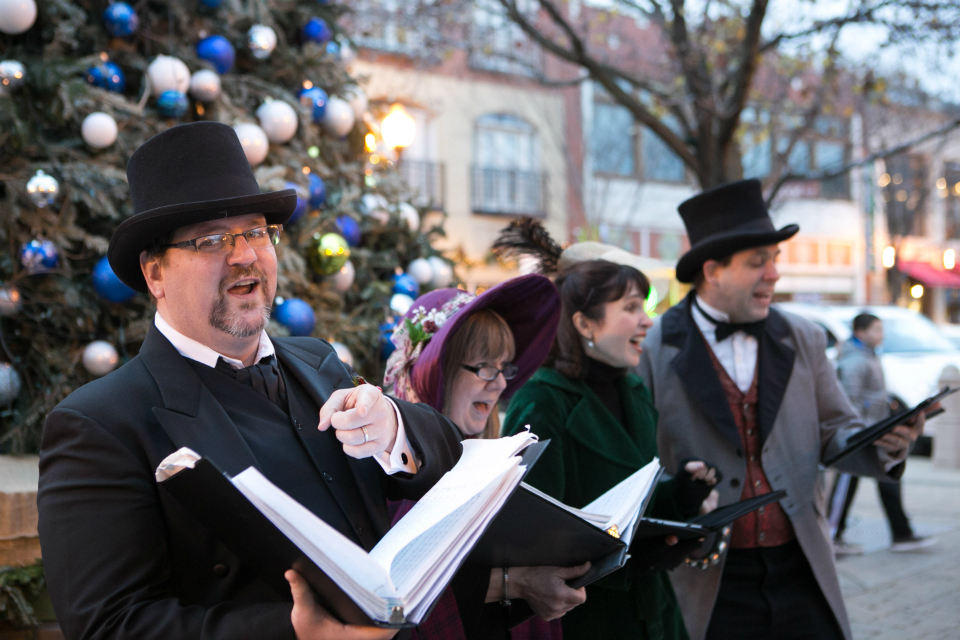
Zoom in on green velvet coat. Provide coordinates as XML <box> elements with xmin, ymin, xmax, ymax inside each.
<box><xmin>502</xmin><ymin>367</ymin><xmax>691</xmax><ymax>640</ymax></box>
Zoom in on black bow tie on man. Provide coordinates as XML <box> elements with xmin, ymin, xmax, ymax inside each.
<box><xmin>695</xmin><ymin>298</ymin><xmax>766</xmax><ymax>341</ymax></box>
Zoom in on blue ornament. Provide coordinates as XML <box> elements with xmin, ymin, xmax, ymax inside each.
<box><xmin>275</xmin><ymin>298</ymin><xmax>315</xmax><ymax>337</ymax></box>
<box><xmin>325</xmin><ymin>41</ymin><xmax>340</xmax><ymax>56</ymax></box>
<box><xmin>335</xmin><ymin>215</ymin><xmax>361</xmax><ymax>247</ymax></box>
<box><xmin>308</xmin><ymin>173</ymin><xmax>326</xmax><ymax>208</ymax></box>
<box><xmin>380</xmin><ymin>320</ymin><xmax>398</xmax><ymax>360</ymax></box>
<box><xmin>156</xmin><ymin>91</ymin><xmax>189</xmax><ymax>117</ymax></box>
<box><xmin>285</xmin><ymin>182</ymin><xmax>309</xmax><ymax>225</ymax></box>
<box><xmin>199</xmin><ymin>0</ymin><xmax>224</xmax><ymax>7</ymax></box>
<box><xmin>303</xmin><ymin>18</ymin><xmax>333</xmax><ymax>45</ymax></box>
<box><xmin>20</xmin><ymin>240</ymin><xmax>59</xmax><ymax>274</ymax></box>
<box><xmin>298</xmin><ymin>86</ymin><xmax>328</xmax><ymax>123</ymax></box>
<box><xmin>392</xmin><ymin>273</ymin><xmax>420</xmax><ymax>299</ymax></box>
<box><xmin>87</xmin><ymin>61</ymin><xmax>126</xmax><ymax>92</ymax></box>
<box><xmin>103</xmin><ymin>2</ymin><xmax>139</xmax><ymax>37</ymax></box>
<box><xmin>197</xmin><ymin>35</ymin><xmax>236</xmax><ymax>75</ymax></box>
<box><xmin>92</xmin><ymin>256</ymin><xmax>136</xmax><ymax>303</ymax></box>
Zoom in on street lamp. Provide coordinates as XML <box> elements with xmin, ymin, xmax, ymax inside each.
<box><xmin>945</xmin><ymin>249</ymin><xmax>956</xmax><ymax>270</ymax></box>
<box><xmin>882</xmin><ymin>246</ymin><xmax>896</xmax><ymax>269</ymax></box>
<box><xmin>380</xmin><ymin>103</ymin><xmax>416</xmax><ymax>152</ymax></box>
<box><xmin>911</xmin><ymin>284</ymin><xmax>924</xmax><ymax>299</ymax></box>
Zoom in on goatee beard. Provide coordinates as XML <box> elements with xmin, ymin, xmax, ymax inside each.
<box><xmin>209</xmin><ymin>266</ymin><xmax>272</xmax><ymax>338</ymax></box>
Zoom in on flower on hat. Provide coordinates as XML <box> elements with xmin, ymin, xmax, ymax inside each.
<box><xmin>383</xmin><ymin>293</ymin><xmax>473</xmax><ymax>402</ymax></box>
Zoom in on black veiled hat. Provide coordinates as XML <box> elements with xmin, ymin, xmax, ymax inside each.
<box><xmin>675</xmin><ymin>179</ymin><xmax>799</xmax><ymax>283</ymax></box>
<box><xmin>107</xmin><ymin>122</ymin><xmax>296</xmax><ymax>292</ymax></box>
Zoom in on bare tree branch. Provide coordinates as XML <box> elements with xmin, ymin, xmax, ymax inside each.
<box><xmin>717</xmin><ymin>0</ymin><xmax>770</xmax><ymax>147</ymax></box>
<box><xmin>765</xmin><ymin>117</ymin><xmax>960</xmax><ymax>205</ymax></box>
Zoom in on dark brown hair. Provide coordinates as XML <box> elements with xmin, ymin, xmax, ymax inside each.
<box><xmin>691</xmin><ymin>254</ymin><xmax>733</xmax><ymax>289</ymax></box>
<box><xmin>852</xmin><ymin>312</ymin><xmax>881</xmax><ymax>333</ymax></box>
<box><xmin>441</xmin><ymin>309</ymin><xmax>516</xmax><ymax>440</ymax></box>
<box><xmin>550</xmin><ymin>260</ymin><xmax>649</xmax><ymax>379</ymax></box>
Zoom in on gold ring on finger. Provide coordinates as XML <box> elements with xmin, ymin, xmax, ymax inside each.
<box><xmin>362</xmin><ymin>425</ymin><xmax>369</xmax><ymax>444</ymax></box>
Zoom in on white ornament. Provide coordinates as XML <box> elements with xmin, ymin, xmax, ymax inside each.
<box><xmin>343</xmin><ymin>85</ymin><xmax>368</xmax><ymax>119</ymax></box>
<box><xmin>0</xmin><ymin>286</ymin><xmax>21</xmax><ymax>316</ymax></box>
<box><xmin>0</xmin><ymin>362</ymin><xmax>21</xmax><ymax>403</ymax></box>
<box><xmin>340</xmin><ymin>42</ymin><xmax>357</xmax><ymax>69</ymax></box>
<box><xmin>189</xmin><ymin>69</ymin><xmax>221</xmax><ymax>102</ymax></box>
<box><xmin>81</xmin><ymin>112</ymin><xmax>118</xmax><ymax>149</ymax></box>
<box><xmin>322</xmin><ymin>96</ymin><xmax>356</xmax><ymax>137</ymax></box>
<box><xmin>390</xmin><ymin>293</ymin><xmax>415</xmax><ymax>316</ymax></box>
<box><xmin>428</xmin><ymin>256</ymin><xmax>453</xmax><ymax>288</ymax></box>
<box><xmin>330</xmin><ymin>260</ymin><xmax>355</xmax><ymax>292</ymax></box>
<box><xmin>331</xmin><ymin>341</ymin><xmax>354</xmax><ymax>367</ymax></box>
<box><xmin>361</xmin><ymin>193</ymin><xmax>390</xmax><ymax>224</ymax></box>
<box><xmin>0</xmin><ymin>60</ymin><xmax>25</xmax><ymax>96</ymax></box>
<box><xmin>26</xmin><ymin>170</ymin><xmax>59</xmax><ymax>207</ymax></box>
<box><xmin>397</xmin><ymin>202</ymin><xmax>420</xmax><ymax>231</ymax></box>
<box><xmin>83</xmin><ymin>340</ymin><xmax>119</xmax><ymax>377</ymax></box>
<box><xmin>233</xmin><ymin>122</ymin><xmax>269</xmax><ymax>166</ymax></box>
<box><xmin>256</xmin><ymin>99</ymin><xmax>298</xmax><ymax>144</ymax></box>
<box><xmin>0</xmin><ymin>0</ymin><xmax>36</xmax><ymax>35</ymax></box>
<box><xmin>407</xmin><ymin>258</ymin><xmax>433</xmax><ymax>285</ymax></box>
<box><xmin>247</xmin><ymin>24</ymin><xmax>277</xmax><ymax>60</ymax></box>
<box><xmin>147</xmin><ymin>55</ymin><xmax>190</xmax><ymax>97</ymax></box>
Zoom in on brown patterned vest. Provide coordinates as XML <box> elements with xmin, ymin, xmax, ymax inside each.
<box><xmin>703</xmin><ymin>341</ymin><xmax>795</xmax><ymax>549</ymax></box>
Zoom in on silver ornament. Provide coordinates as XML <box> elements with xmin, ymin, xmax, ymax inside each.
<box><xmin>189</xmin><ymin>69</ymin><xmax>221</xmax><ymax>102</ymax></box>
<box><xmin>0</xmin><ymin>60</ymin><xmax>25</xmax><ymax>95</ymax></box>
<box><xmin>0</xmin><ymin>362</ymin><xmax>21</xmax><ymax>404</ymax></box>
<box><xmin>428</xmin><ymin>256</ymin><xmax>453</xmax><ymax>288</ymax></box>
<box><xmin>407</xmin><ymin>258</ymin><xmax>434</xmax><ymax>285</ymax></box>
<box><xmin>247</xmin><ymin>24</ymin><xmax>277</xmax><ymax>60</ymax></box>
<box><xmin>331</xmin><ymin>341</ymin><xmax>354</xmax><ymax>367</ymax></box>
<box><xmin>330</xmin><ymin>259</ymin><xmax>355</xmax><ymax>292</ymax></box>
<box><xmin>26</xmin><ymin>169</ymin><xmax>59</xmax><ymax>208</ymax></box>
<box><xmin>0</xmin><ymin>285</ymin><xmax>21</xmax><ymax>316</ymax></box>
<box><xmin>82</xmin><ymin>340</ymin><xmax>120</xmax><ymax>377</ymax></box>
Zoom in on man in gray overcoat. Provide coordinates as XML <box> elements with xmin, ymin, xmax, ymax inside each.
<box><xmin>637</xmin><ymin>180</ymin><xmax>925</xmax><ymax>640</ymax></box>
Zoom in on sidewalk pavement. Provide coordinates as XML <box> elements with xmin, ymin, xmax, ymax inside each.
<box><xmin>835</xmin><ymin>457</ymin><xmax>960</xmax><ymax>640</ymax></box>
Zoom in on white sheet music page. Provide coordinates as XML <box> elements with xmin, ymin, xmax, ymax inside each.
<box><xmin>582</xmin><ymin>458</ymin><xmax>661</xmax><ymax>532</ymax></box>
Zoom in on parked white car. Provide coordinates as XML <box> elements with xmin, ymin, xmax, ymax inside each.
<box><xmin>777</xmin><ymin>302</ymin><xmax>960</xmax><ymax>442</ymax></box>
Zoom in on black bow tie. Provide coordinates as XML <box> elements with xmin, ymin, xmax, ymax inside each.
<box><xmin>215</xmin><ymin>355</ymin><xmax>287</xmax><ymax>408</ymax></box>
<box><xmin>694</xmin><ymin>299</ymin><xmax>765</xmax><ymax>342</ymax></box>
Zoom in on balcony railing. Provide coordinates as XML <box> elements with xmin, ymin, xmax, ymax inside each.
<box><xmin>399</xmin><ymin>160</ymin><xmax>445</xmax><ymax>211</ymax></box>
<box><xmin>471</xmin><ymin>165</ymin><xmax>547</xmax><ymax>217</ymax></box>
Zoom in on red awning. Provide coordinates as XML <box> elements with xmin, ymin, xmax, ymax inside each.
<box><xmin>897</xmin><ymin>260</ymin><xmax>960</xmax><ymax>288</ymax></box>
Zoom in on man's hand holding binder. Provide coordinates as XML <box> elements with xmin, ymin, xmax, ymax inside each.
<box><xmin>872</xmin><ymin>404</ymin><xmax>931</xmax><ymax>459</ymax></box>
<box><xmin>286</xmin><ymin>570</ymin><xmax>398</xmax><ymax>640</ymax></box>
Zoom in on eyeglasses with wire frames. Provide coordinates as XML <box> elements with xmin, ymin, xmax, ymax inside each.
<box><xmin>162</xmin><ymin>224</ymin><xmax>283</xmax><ymax>254</ymax></box>
<box><xmin>461</xmin><ymin>363</ymin><xmax>519</xmax><ymax>382</ymax></box>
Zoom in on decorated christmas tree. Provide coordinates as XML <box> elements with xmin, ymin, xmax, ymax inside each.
<box><xmin>0</xmin><ymin>0</ymin><xmax>452</xmax><ymax>456</ymax></box>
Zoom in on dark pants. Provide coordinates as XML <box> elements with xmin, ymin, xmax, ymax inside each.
<box><xmin>831</xmin><ymin>475</ymin><xmax>913</xmax><ymax>540</ymax></box>
<box><xmin>705</xmin><ymin>541</ymin><xmax>843</xmax><ymax>640</ymax></box>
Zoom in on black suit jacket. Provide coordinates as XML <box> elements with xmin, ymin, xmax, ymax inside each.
<box><xmin>37</xmin><ymin>325</ymin><xmax>463</xmax><ymax>640</ymax></box>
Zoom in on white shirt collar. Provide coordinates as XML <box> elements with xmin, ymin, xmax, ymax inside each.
<box><xmin>692</xmin><ymin>294</ymin><xmax>731</xmax><ymax>334</ymax></box>
<box><xmin>154</xmin><ymin>312</ymin><xmax>274</xmax><ymax>370</ymax></box>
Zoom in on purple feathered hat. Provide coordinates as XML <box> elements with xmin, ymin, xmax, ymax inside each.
<box><xmin>383</xmin><ymin>274</ymin><xmax>560</xmax><ymax>412</ymax></box>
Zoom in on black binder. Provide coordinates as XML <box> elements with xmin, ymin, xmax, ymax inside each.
<box><xmin>823</xmin><ymin>386</ymin><xmax>957</xmax><ymax>467</ymax></box>
<box><xmin>632</xmin><ymin>490</ymin><xmax>788</xmax><ymax>540</ymax></box>
<box><xmin>159</xmin><ymin>440</ymin><xmax>551</xmax><ymax>628</ymax></box>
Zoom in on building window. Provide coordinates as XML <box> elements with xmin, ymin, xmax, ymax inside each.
<box><xmin>469</xmin><ymin>0</ymin><xmax>542</xmax><ymax>75</ymax></box>
<box><xmin>883</xmin><ymin>153</ymin><xmax>929</xmax><ymax>237</ymax></box>
<box><xmin>642</xmin><ymin>125</ymin><xmax>686</xmax><ymax>182</ymax></box>
<box><xmin>592</xmin><ymin>102</ymin><xmax>635</xmax><ymax>176</ymax></box>
<box><xmin>472</xmin><ymin>114</ymin><xmax>546</xmax><ymax>216</ymax></box>
<box><xmin>945</xmin><ymin>162</ymin><xmax>960</xmax><ymax>240</ymax></box>
<box><xmin>350</xmin><ymin>0</ymin><xmax>428</xmax><ymax>54</ymax></box>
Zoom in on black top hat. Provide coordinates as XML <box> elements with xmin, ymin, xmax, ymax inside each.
<box><xmin>107</xmin><ymin>122</ymin><xmax>296</xmax><ymax>292</ymax></box>
<box><xmin>674</xmin><ymin>179</ymin><xmax>798</xmax><ymax>283</ymax></box>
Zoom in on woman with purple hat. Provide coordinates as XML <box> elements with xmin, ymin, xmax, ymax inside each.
<box><xmin>384</xmin><ymin>274</ymin><xmax>590</xmax><ymax>640</ymax></box>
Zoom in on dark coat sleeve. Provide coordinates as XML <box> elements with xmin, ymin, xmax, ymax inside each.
<box><xmin>38</xmin><ymin>406</ymin><xmax>295</xmax><ymax>640</ymax></box>
<box><xmin>379</xmin><ymin>396</ymin><xmax>464</xmax><ymax>501</ymax></box>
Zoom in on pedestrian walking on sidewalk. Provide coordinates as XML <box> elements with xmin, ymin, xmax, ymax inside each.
<box><xmin>829</xmin><ymin>313</ymin><xmax>938</xmax><ymax>555</ymax></box>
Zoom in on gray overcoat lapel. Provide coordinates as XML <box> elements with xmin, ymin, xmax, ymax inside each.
<box><xmin>663</xmin><ymin>294</ymin><xmax>742</xmax><ymax>450</ymax></box>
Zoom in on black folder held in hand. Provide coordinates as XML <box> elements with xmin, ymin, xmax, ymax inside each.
<box><xmin>823</xmin><ymin>386</ymin><xmax>958</xmax><ymax>467</ymax></box>
<box><xmin>155</xmin><ymin>432</ymin><xmax>542</xmax><ymax>629</ymax></box>
<box><xmin>632</xmin><ymin>489</ymin><xmax>788</xmax><ymax>540</ymax></box>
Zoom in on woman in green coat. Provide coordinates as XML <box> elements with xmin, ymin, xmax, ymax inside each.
<box><xmin>503</xmin><ymin>259</ymin><xmax>719</xmax><ymax>640</ymax></box>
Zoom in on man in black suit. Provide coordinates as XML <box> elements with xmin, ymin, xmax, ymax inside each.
<box><xmin>37</xmin><ymin>122</ymin><xmax>462</xmax><ymax>640</ymax></box>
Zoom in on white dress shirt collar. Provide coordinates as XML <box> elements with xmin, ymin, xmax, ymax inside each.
<box><xmin>692</xmin><ymin>295</ymin><xmax>731</xmax><ymax>326</ymax></box>
<box><xmin>692</xmin><ymin>294</ymin><xmax>757</xmax><ymax>393</ymax></box>
<box><xmin>153</xmin><ymin>312</ymin><xmax>274</xmax><ymax>370</ymax></box>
